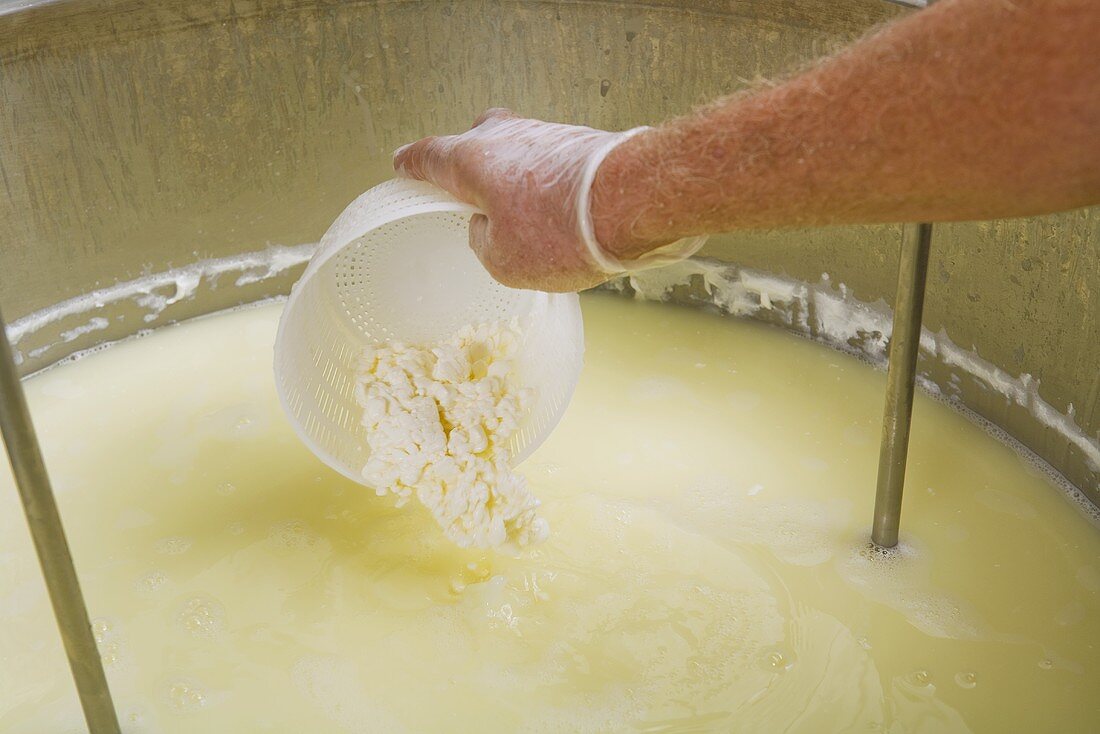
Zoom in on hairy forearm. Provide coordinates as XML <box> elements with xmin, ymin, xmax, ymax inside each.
<box><xmin>592</xmin><ymin>0</ymin><xmax>1100</xmax><ymax>259</ymax></box>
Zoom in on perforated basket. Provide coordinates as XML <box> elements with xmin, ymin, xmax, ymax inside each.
<box><xmin>274</xmin><ymin>179</ymin><xmax>585</xmax><ymax>485</ymax></box>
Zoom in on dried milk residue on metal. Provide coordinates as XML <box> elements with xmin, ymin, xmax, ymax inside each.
<box><xmin>354</xmin><ymin>321</ymin><xmax>547</xmax><ymax>548</ymax></box>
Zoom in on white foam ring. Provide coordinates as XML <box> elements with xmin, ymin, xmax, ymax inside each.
<box><xmin>611</xmin><ymin>258</ymin><xmax>1099</xmax><ymax>505</ymax></box>
<box><xmin>5</xmin><ymin>247</ymin><xmax>1095</xmax><ymax>517</ymax></box>
<box><xmin>5</xmin><ymin>243</ymin><xmax>317</xmax><ymax>364</ymax></box>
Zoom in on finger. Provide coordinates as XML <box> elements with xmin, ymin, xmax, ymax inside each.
<box><xmin>393</xmin><ymin>135</ymin><xmax>475</xmax><ymax>203</ymax></box>
<box><xmin>471</xmin><ymin>107</ymin><xmax>517</xmax><ymax>129</ymax></box>
<box><xmin>393</xmin><ymin>135</ymin><xmax>442</xmax><ymax>182</ymax></box>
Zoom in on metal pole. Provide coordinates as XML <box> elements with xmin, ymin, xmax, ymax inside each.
<box><xmin>872</xmin><ymin>222</ymin><xmax>932</xmax><ymax>548</ymax></box>
<box><xmin>0</xmin><ymin>307</ymin><xmax>121</xmax><ymax>734</ymax></box>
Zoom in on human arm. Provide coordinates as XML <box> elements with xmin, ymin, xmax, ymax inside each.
<box><xmin>394</xmin><ymin>0</ymin><xmax>1100</xmax><ymax>291</ymax></box>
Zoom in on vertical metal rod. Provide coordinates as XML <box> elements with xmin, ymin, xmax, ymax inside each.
<box><xmin>0</xmin><ymin>307</ymin><xmax>121</xmax><ymax>734</ymax></box>
<box><xmin>872</xmin><ymin>222</ymin><xmax>932</xmax><ymax>548</ymax></box>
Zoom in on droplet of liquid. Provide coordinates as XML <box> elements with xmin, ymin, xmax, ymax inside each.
<box><xmin>954</xmin><ymin>671</ymin><xmax>978</xmax><ymax>689</ymax></box>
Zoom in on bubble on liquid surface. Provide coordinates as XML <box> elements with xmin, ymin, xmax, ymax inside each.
<box><xmin>137</xmin><ymin>570</ymin><xmax>169</xmax><ymax>592</ymax></box>
<box><xmin>99</xmin><ymin>641</ymin><xmax>121</xmax><ymax>666</ymax></box>
<box><xmin>92</xmin><ymin>617</ymin><xmax>123</xmax><ymax>665</ymax></box>
<box><xmin>122</xmin><ymin>705</ymin><xmax>157</xmax><ymax>733</ymax></box>
<box><xmin>178</xmin><ymin>595</ymin><xmax>225</xmax><ymax>637</ymax></box>
<box><xmin>197</xmin><ymin>403</ymin><xmax>269</xmax><ymax>441</ymax></box>
<box><xmin>531</xmin><ymin>462</ymin><xmax>562</xmax><ymax>477</ymax></box>
<box><xmin>836</xmin><ymin>541</ymin><xmax>983</xmax><ymax>640</ymax></box>
<box><xmin>215</xmin><ymin>481</ymin><xmax>238</xmax><ymax>496</ymax></box>
<box><xmin>155</xmin><ymin>536</ymin><xmax>193</xmax><ymax>555</ymax></box>
<box><xmin>906</xmin><ymin>669</ymin><xmax>932</xmax><ymax>687</ymax></box>
<box><xmin>760</xmin><ymin>648</ymin><xmax>795</xmax><ymax>673</ymax></box>
<box><xmin>269</xmin><ymin>520</ymin><xmax>319</xmax><ymax>549</ymax></box>
<box><xmin>954</xmin><ymin>671</ymin><xmax>978</xmax><ymax>689</ymax></box>
<box><xmin>166</xmin><ymin>680</ymin><xmax>206</xmax><ymax>712</ymax></box>
<box><xmin>91</xmin><ymin>618</ymin><xmax>112</xmax><ymax>638</ymax></box>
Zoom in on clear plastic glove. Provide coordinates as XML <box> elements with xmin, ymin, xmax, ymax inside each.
<box><xmin>392</xmin><ymin>108</ymin><xmax>706</xmax><ymax>292</ymax></box>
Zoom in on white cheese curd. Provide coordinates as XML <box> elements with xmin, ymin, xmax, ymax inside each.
<box><xmin>354</xmin><ymin>320</ymin><xmax>548</xmax><ymax>548</ymax></box>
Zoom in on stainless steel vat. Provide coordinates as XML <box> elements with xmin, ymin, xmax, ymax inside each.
<box><xmin>2</xmin><ymin>0</ymin><xmax>1096</xmax><ymax>499</ymax></box>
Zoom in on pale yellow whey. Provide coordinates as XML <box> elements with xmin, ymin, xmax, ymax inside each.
<box><xmin>0</xmin><ymin>296</ymin><xmax>1097</xmax><ymax>733</ymax></box>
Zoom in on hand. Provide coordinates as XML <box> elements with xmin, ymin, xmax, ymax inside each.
<box><xmin>394</xmin><ymin>109</ymin><xmax>705</xmax><ymax>292</ymax></box>
<box><xmin>393</xmin><ymin>108</ymin><xmax>629</xmax><ymax>292</ymax></box>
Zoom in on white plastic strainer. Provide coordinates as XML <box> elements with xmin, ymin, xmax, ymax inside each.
<box><xmin>274</xmin><ymin>179</ymin><xmax>585</xmax><ymax>485</ymax></box>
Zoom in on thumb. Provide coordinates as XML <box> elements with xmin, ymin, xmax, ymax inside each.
<box><xmin>468</xmin><ymin>213</ymin><xmax>491</xmax><ymax>266</ymax></box>
<box><xmin>468</xmin><ymin>214</ymin><xmax>516</xmax><ymax>288</ymax></box>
